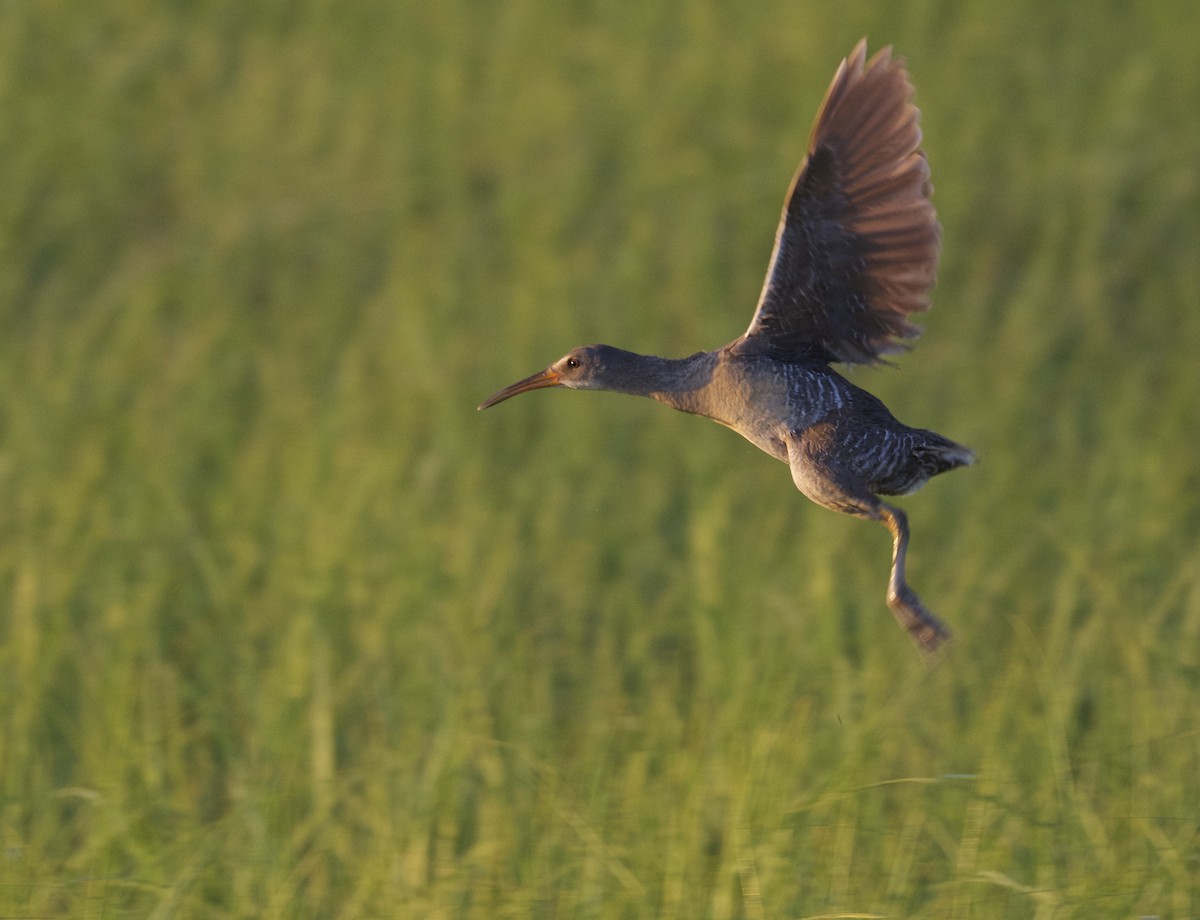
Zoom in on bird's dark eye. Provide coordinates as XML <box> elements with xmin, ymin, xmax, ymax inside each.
<box><xmin>566</xmin><ymin>357</ymin><xmax>580</xmax><ymax>369</ymax></box>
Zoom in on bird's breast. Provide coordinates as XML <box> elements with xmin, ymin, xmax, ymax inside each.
<box><xmin>680</xmin><ymin>359</ymin><xmax>797</xmax><ymax>462</ymax></box>
<box><xmin>648</xmin><ymin>355</ymin><xmax>849</xmax><ymax>464</ymax></box>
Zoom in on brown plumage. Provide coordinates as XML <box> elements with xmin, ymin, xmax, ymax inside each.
<box><xmin>479</xmin><ymin>41</ymin><xmax>974</xmax><ymax>657</ymax></box>
<box><xmin>739</xmin><ymin>40</ymin><xmax>940</xmax><ymax>364</ymax></box>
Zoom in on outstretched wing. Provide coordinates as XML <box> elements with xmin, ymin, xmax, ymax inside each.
<box><xmin>735</xmin><ymin>40</ymin><xmax>940</xmax><ymax>365</ymax></box>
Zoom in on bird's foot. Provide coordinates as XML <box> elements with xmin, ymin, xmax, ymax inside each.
<box><xmin>887</xmin><ymin>584</ymin><xmax>952</xmax><ymax>658</ymax></box>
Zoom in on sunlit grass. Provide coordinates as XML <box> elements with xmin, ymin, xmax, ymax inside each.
<box><xmin>1</xmin><ymin>0</ymin><xmax>1198</xmax><ymax>917</ymax></box>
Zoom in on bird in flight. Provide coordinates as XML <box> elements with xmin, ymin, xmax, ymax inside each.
<box><xmin>480</xmin><ymin>40</ymin><xmax>974</xmax><ymax>656</ymax></box>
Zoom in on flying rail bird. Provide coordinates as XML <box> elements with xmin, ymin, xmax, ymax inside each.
<box><xmin>479</xmin><ymin>40</ymin><xmax>974</xmax><ymax>656</ymax></box>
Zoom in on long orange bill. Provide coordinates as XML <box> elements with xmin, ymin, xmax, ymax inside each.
<box><xmin>478</xmin><ymin>368</ymin><xmax>562</xmax><ymax>410</ymax></box>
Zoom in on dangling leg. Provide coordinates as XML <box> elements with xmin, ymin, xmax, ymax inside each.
<box><xmin>875</xmin><ymin>502</ymin><xmax>951</xmax><ymax>655</ymax></box>
<box><xmin>787</xmin><ymin>427</ymin><xmax>951</xmax><ymax>657</ymax></box>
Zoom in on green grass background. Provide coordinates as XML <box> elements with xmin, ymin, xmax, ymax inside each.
<box><xmin>2</xmin><ymin>0</ymin><xmax>1198</xmax><ymax>916</ymax></box>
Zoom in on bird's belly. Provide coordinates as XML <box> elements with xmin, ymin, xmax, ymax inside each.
<box><xmin>694</xmin><ymin>358</ymin><xmax>835</xmax><ymax>464</ymax></box>
<box><xmin>736</xmin><ymin>424</ymin><xmax>790</xmax><ymax>462</ymax></box>
<box><xmin>709</xmin><ymin>406</ymin><xmax>791</xmax><ymax>462</ymax></box>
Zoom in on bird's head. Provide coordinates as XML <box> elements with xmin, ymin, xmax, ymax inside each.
<box><xmin>478</xmin><ymin>345</ymin><xmax>622</xmax><ymax>410</ymax></box>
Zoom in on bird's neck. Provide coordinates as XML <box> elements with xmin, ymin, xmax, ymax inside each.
<box><xmin>598</xmin><ymin>348</ymin><xmax>717</xmax><ymax>414</ymax></box>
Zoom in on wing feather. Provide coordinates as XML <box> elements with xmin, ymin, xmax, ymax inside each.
<box><xmin>735</xmin><ymin>40</ymin><xmax>941</xmax><ymax>365</ymax></box>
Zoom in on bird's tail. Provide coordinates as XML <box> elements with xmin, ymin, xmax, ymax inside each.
<box><xmin>917</xmin><ymin>432</ymin><xmax>975</xmax><ymax>477</ymax></box>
